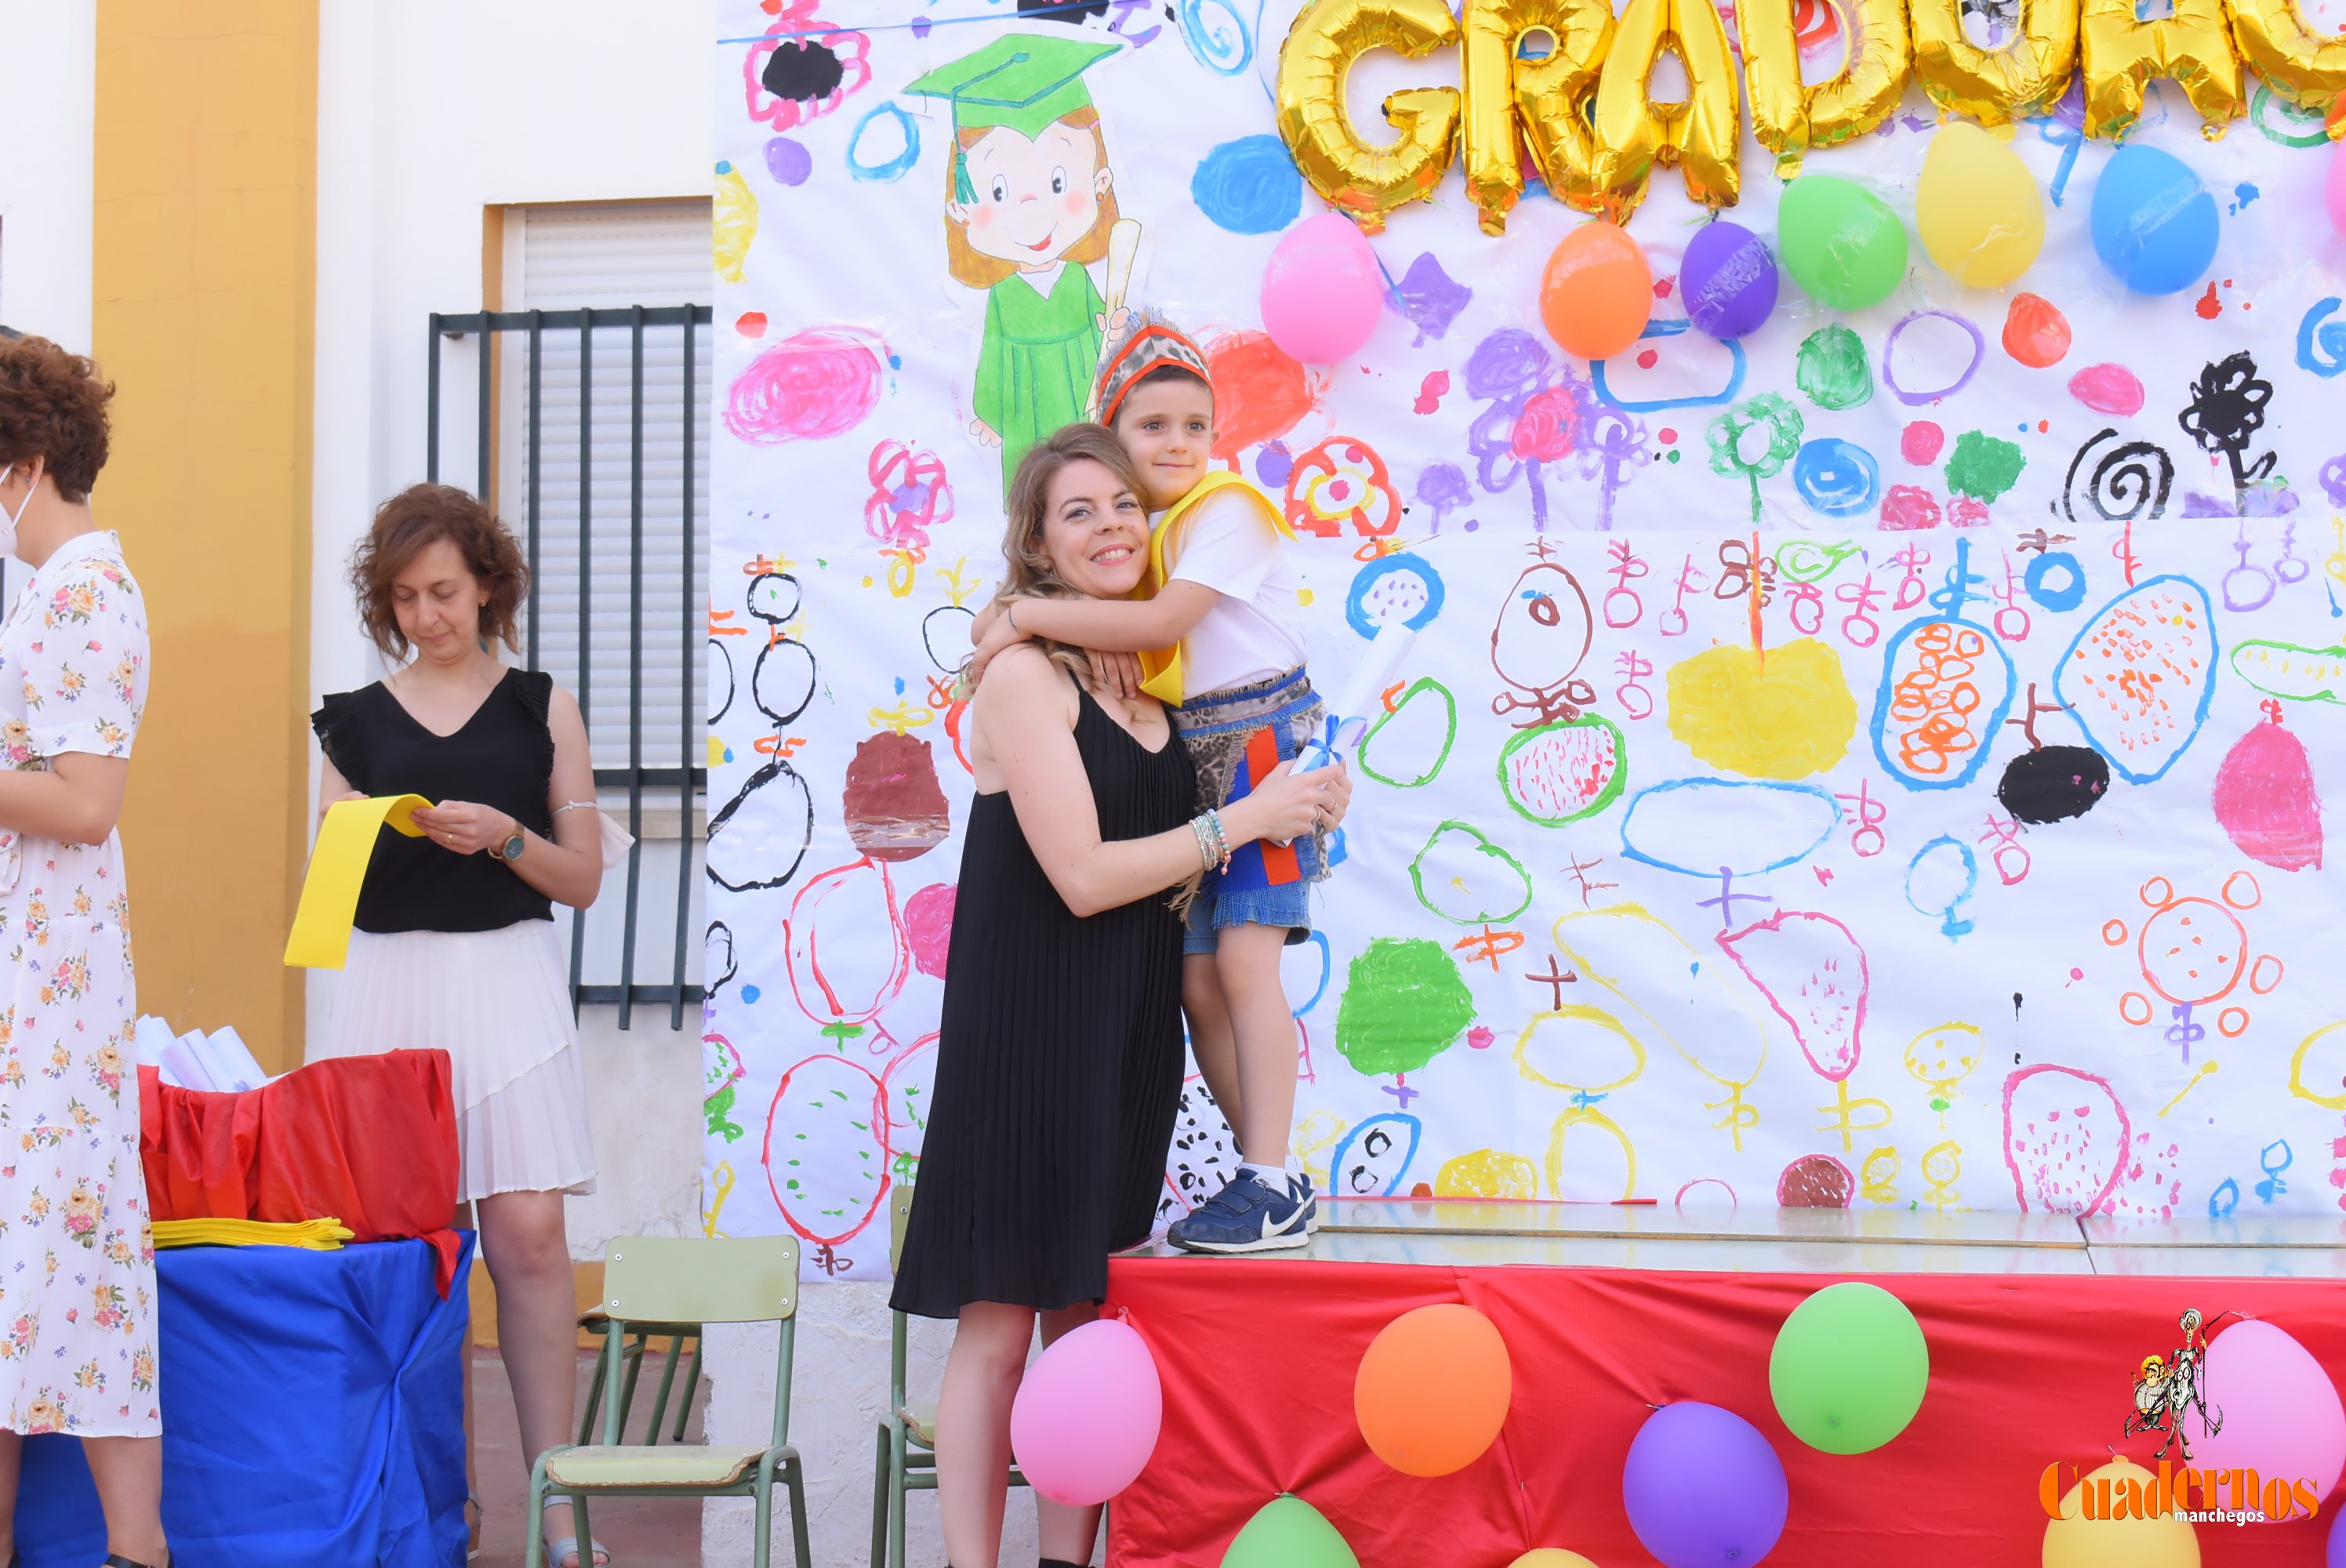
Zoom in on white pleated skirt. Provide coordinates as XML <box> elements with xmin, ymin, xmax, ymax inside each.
<box><xmin>313</xmin><ymin>918</ymin><xmax>598</xmax><ymax>1202</ymax></box>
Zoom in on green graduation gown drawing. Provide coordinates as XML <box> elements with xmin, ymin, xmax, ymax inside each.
<box><xmin>975</xmin><ymin>263</ymin><xmax>1103</xmax><ymax>492</ymax></box>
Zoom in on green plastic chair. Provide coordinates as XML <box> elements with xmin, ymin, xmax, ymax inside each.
<box><xmin>576</xmin><ymin>1308</ymin><xmax>702</xmax><ymax>1446</ymax></box>
<box><xmin>527</xmin><ymin>1236</ymin><xmax>811</xmax><ymax>1568</ymax></box>
<box><xmin>869</xmin><ymin>1183</ymin><xmax>1028</xmax><ymax>1568</ymax></box>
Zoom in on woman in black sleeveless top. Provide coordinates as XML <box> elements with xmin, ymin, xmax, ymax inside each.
<box><xmin>307</xmin><ymin>485</ymin><xmax>612</xmax><ymax>1568</ymax></box>
<box><xmin>888</xmin><ymin>427</ymin><xmax>1346</xmax><ymax>1568</ymax></box>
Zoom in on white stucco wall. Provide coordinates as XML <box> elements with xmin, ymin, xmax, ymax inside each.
<box><xmin>0</xmin><ymin>2</ymin><xmax>95</xmax><ymax>350</ymax></box>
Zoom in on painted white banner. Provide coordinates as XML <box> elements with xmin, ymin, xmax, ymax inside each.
<box><xmin>704</xmin><ymin>0</ymin><xmax>2346</xmax><ymax>1275</ymax></box>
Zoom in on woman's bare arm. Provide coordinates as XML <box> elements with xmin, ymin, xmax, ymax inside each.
<box><xmin>980</xmin><ymin>645</ymin><xmax>1337</xmax><ymax>917</ymax></box>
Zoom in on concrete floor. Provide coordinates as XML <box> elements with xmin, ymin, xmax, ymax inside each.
<box><xmin>470</xmin><ymin>1346</ymin><xmax>704</xmax><ymax>1568</ymax></box>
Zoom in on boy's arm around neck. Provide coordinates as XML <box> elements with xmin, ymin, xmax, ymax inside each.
<box><xmin>1009</xmin><ymin>579</ymin><xmax>1220</xmax><ymax>653</ymax></box>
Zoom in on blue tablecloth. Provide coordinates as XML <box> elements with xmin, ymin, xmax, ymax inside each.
<box><xmin>17</xmin><ymin>1231</ymin><xmax>473</xmax><ymax>1568</ymax></box>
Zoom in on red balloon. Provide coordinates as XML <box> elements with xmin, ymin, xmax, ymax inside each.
<box><xmin>1539</xmin><ymin>223</ymin><xmax>1653</xmax><ymax>362</ymax></box>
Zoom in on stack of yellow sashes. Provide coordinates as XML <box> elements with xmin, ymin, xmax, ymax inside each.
<box><xmin>151</xmin><ymin>1217</ymin><xmax>355</xmax><ymax>1250</ymax></box>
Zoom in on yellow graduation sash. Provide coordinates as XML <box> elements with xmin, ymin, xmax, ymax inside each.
<box><xmin>283</xmin><ymin>794</ymin><xmax>432</xmax><ymax>970</ymax></box>
<box><xmin>1134</xmin><ymin>470</ymin><xmax>1297</xmax><ymax>706</ymax></box>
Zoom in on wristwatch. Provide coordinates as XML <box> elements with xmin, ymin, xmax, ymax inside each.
<box><xmin>488</xmin><ymin>826</ymin><xmax>526</xmax><ymax>862</ymax></box>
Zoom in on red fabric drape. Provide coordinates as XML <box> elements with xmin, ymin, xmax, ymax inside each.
<box><xmin>139</xmin><ymin>1050</ymin><xmax>463</xmax><ymax>1294</ymax></box>
<box><xmin>1106</xmin><ymin>1257</ymin><xmax>2346</xmax><ymax>1566</ymax></box>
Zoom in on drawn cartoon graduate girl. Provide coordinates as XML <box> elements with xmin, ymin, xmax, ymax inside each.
<box><xmin>907</xmin><ymin>34</ymin><xmax>1131</xmax><ymax>492</ymax></box>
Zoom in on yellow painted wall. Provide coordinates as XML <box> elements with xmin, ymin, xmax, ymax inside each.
<box><xmin>93</xmin><ymin>5</ymin><xmax>317</xmax><ymax>1073</ymax></box>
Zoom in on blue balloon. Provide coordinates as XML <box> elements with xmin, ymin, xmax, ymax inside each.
<box><xmin>2090</xmin><ymin>145</ymin><xmax>2219</xmax><ymax>295</ymax></box>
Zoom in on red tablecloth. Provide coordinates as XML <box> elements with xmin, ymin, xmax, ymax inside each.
<box><xmin>1105</xmin><ymin>1256</ymin><xmax>2346</xmax><ymax>1567</ymax></box>
<box><xmin>139</xmin><ymin>1050</ymin><xmax>463</xmax><ymax>1294</ymax></box>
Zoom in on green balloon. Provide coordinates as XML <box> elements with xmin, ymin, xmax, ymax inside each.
<box><xmin>1769</xmin><ymin>1281</ymin><xmax>1929</xmax><ymax>1454</ymax></box>
<box><xmin>1222</xmin><ymin>1494</ymin><xmax>1360</xmax><ymax>1568</ymax></box>
<box><xmin>1777</xmin><ymin>176</ymin><xmax>1909</xmax><ymax>312</ymax></box>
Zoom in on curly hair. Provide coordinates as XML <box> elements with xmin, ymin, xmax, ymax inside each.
<box><xmin>349</xmin><ymin>484</ymin><xmax>529</xmax><ymax>659</ymax></box>
<box><xmin>990</xmin><ymin>423</ymin><xmax>1150</xmax><ymax>687</ymax></box>
<box><xmin>0</xmin><ymin>335</ymin><xmax>115</xmax><ymax>503</ymax></box>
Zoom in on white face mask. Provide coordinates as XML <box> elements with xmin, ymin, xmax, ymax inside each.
<box><xmin>0</xmin><ymin>462</ymin><xmax>38</xmax><ymax>560</ymax></box>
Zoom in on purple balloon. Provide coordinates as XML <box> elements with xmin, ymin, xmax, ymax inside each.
<box><xmin>1681</xmin><ymin>223</ymin><xmax>1778</xmax><ymax>340</ymax></box>
<box><xmin>1623</xmin><ymin>1403</ymin><xmax>1789</xmax><ymax>1568</ymax></box>
<box><xmin>2331</xmin><ymin>1497</ymin><xmax>2346</xmax><ymax>1568</ymax></box>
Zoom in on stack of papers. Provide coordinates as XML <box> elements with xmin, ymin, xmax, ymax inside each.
<box><xmin>132</xmin><ymin>1015</ymin><xmax>271</xmax><ymax>1093</ymax></box>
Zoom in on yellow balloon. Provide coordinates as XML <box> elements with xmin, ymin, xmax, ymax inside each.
<box><xmin>2228</xmin><ymin>0</ymin><xmax>2346</xmax><ymax>132</ymax></box>
<box><xmin>1509</xmin><ymin>1554</ymin><xmax>1602</xmax><ymax>1568</ymax></box>
<box><xmin>1274</xmin><ymin>0</ymin><xmax>1464</xmax><ymax>232</ymax></box>
<box><xmin>2043</xmin><ymin>1457</ymin><xmax>2199</xmax><ymax>1568</ymax></box>
<box><xmin>1463</xmin><ymin>0</ymin><xmax>1618</xmax><ymax>233</ymax></box>
<box><xmin>2078</xmin><ymin>0</ymin><xmax>2243</xmax><ymax>141</ymax></box>
<box><xmin>1912</xmin><ymin>0</ymin><xmax>2078</xmax><ymax>124</ymax></box>
<box><xmin>1737</xmin><ymin>0</ymin><xmax>1913</xmax><ymax>177</ymax></box>
<box><xmin>1589</xmin><ymin>0</ymin><xmax>1741</xmax><ymax>221</ymax></box>
<box><xmin>1916</xmin><ymin>122</ymin><xmax>2046</xmax><ymax>288</ymax></box>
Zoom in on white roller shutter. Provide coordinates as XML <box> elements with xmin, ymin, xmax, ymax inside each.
<box><xmin>499</xmin><ymin>199</ymin><xmax>712</xmax><ymax>782</ymax></box>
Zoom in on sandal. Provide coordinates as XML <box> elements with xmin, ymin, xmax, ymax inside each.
<box><xmin>103</xmin><ymin>1556</ymin><xmax>167</xmax><ymax>1568</ymax></box>
<box><xmin>466</xmin><ymin>1491</ymin><xmax>485</xmax><ymax>1562</ymax></box>
<box><xmin>541</xmin><ymin>1499</ymin><xmax>611</xmax><ymax>1568</ymax></box>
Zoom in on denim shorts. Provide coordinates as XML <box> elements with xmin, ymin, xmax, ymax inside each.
<box><xmin>1182</xmin><ymin>877</ymin><xmax>1313</xmax><ymax>955</ymax></box>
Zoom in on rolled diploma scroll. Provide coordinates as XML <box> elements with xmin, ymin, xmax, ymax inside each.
<box><xmin>1295</xmin><ymin>620</ymin><xmax>1418</xmax><ymax>776</ymax></box>
<box><xmin>1085</xmin><ymin>220</ymin><xmax>1146</xmax><ymax>422</ymax></box>
<box><xmin>1102</xmin><ymin>218</ymin><xmax>1142</xmax><ymax>320</ymax></box>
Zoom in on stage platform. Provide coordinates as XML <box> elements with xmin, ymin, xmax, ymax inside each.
<box><xmin>1105</xmin><ymin>1203</ymin><xmax>2346</xmax><ymax>1567</ymax></box>
<box><xmin>1123</xmin><ymin>1199</ymin><xmax>2346</xmax><ymax>1276</ymax></box>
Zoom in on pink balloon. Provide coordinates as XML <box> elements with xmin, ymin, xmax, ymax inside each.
<box><xmin>1009</xmin><ymin>1317</ymin><xmax>1163</xmax><ymax>1506</ymax></box>
<box><xmin>1260</xmin><ymin>212</ymin><xmax>1383</xmax><ymax>365</ymax></box>
<box><xmin>2193</xmin><ymin>1321</ymin><xmax>2346</xmax><ymax>1509</ymax></box>
<box><xmin>2329</xmin><ymin>142</ymin><xmax>2346</xmax><ymax>235</ymax></box>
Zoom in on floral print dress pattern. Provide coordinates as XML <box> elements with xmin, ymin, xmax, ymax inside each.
<box><xmin>0</xmin><ymin>532</ymin><xmax>156</xmax><ymax>1436</ymax></box>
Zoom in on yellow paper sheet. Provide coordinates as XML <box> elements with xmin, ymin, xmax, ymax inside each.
<box><xmin>283</xmin><ymin>793</ymin><xmax>431</xmax><ymax>970</ymax></box>
<box><xmin>152</xmin><ymin>1217</ymin><xmax>354</xmax><ymax>1250</ymax></box>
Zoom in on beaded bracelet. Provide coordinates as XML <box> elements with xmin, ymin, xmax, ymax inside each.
<box><xmin>1203</xmin><ymin>808</ymin><xmax>1233</xmax><ymax>870</ymax></box>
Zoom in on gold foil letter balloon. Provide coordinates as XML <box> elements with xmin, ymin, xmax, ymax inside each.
<box><xmin>1589</xmin><ymin>0</ymin><xmax>1741</xmax><ymax>221</ymax></box>
<box><xmin>1737</xmin><ymin>0</ymin><xmax>1913</xmax><ymax>176</ymax></box>
<box><xmin>1276</xmin><ymin>0</ymin><xmax>1465</xmax><ymax>231</ymax></box>
<box><xmin>2227</xmin><ymin>0</ymin><xmax>2346</xmax><ymax>132</ymax></box>
<box><xmin>2079</xmin><ymin>0</ymin><xmax>2243</xmax><ymax>140</ymax></box>
<box><xmin>1910</xmin><ymin>0</ymin><xmax>2078</xmax><ymax>124</ymax></box>
<box><xmin>1463</xmin><ymin>0</ymin><xmax>1618</xmax><ymax>233</ymax></box>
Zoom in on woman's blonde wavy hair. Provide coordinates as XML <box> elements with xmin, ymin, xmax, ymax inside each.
<box><xmin>981</xmin><ymin>423</ymin><xmax>1151</xmax><ymax>688</ymax></box>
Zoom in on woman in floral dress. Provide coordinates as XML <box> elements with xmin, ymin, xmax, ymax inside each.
<box><xmin>0</xmin><ymin>333</ymin><xmax>166</xmax><ymax>1568</ymax></box>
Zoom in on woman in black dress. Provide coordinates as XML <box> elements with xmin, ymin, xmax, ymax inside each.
<box><xmin>890</xmin><ymin>425</ymin><xmax>1346</xmax><ymax>1568</ymax></box>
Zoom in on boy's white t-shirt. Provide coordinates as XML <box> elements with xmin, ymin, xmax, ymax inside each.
<box><xmin>1161</xmin><ymin>486</ymin><xmax>1307</xmax><ymax>698</ymax></box>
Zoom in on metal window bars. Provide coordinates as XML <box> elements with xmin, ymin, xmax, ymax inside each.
<box><xmin>426</xmin><ymin>304</ymin><xmax>710</xmax><ymax>1029</ymax></box>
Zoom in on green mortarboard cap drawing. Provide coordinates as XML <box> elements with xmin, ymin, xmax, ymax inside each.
<box><xmin>905</xmin><ymin>34</ymin><xmax>1120</xmax><ymax>204</ymax></box>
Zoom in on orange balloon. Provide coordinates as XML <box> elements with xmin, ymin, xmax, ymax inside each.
<box><xmin>1538</xmin><ymin>222</ymin><xmax>1654</xmax><ymax>362</ymax></box>
<box><xmin>1353</xmin><ymin>1303</ymin><xmax>1513</xmax><ymax>1477</ymax></box>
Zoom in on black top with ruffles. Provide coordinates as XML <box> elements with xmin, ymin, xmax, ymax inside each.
<box><xmin>311</xmin><ymin>667</ymin><xmax>558</xmax><ymax>934</ymax></box>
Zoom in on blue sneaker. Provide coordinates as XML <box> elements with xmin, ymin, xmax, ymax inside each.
<box><xmin>1292</xmin><ymin>1171</ymin><xmax>1320</xmax><ymax>1234</ymax></box>
<box><xmin>1168</xmin><ymin>1171</ymin><xmax>1312</xmax><ymax>1254</ymax></box>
